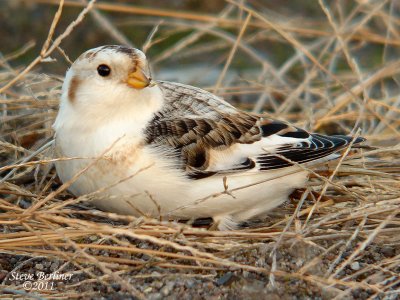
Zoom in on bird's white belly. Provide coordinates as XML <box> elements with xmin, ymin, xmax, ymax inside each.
<box><xmin>55</xmin><ymin>138</ymin><xmax>190</xmax><ymax>215</ymax></box>
<box><xmin>55</xmin><ymin>137</ymin><xmax>307</xmax><ymax>224</ymax></box>
<box><xmin>54</xmin><ymin>125</ymin><xmax>308</xmax><ymax>229</ymax></box>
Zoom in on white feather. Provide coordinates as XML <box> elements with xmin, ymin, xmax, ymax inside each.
<box><xmin>54</xmin><ymin>46</ymin><xmax>353</xmax><ymax>230</ymax></box>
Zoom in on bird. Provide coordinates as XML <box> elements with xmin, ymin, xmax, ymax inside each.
<box><xmin>53</xmin><ymin>45</ymin><xmax>365</xmax><ymax>230</ymax></box>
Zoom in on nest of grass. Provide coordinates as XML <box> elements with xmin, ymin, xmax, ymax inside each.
<box><xmin>1</xmin><ymin>1</ymin><xmax>400</xmax><ymax>299</ymax></box>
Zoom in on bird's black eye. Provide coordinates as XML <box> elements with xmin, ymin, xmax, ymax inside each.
<box><xmin>97</xmin><ymin>64</ymin><xmax>111</xmax><ymax>77</ymax></box>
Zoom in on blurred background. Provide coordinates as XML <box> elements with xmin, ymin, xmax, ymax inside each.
<box><xmin>1</xmin><ymin>3</ymin><xmax>400</xmax><ymax>298</ymax></box>
<box><xmin>1</xmin><ymin>0</ymin><xmax>400</xmax><ymax>141</ymax></box>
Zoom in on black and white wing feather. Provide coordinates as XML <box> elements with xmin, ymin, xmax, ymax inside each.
<box><xmin>257</xmin><ymin>133</ymin><xmax>364</xmax><ymax>170</ymax></box>
<box><xmin>144</xmin><ymin>81</ymin><xmax>364</xmax><ymax>179</ymax></box>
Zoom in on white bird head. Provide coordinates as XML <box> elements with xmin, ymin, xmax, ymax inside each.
<box><xmin>56</xmin><ymin>45</ymin><xmax>163</xmax><ymax>129</ymax></box>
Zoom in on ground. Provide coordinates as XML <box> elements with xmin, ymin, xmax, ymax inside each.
<box><xmin>1</xmin><ymin>1</ymin><xmax>400</xmax><ymax>299</ymax></box>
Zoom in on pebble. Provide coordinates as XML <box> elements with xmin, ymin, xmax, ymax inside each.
<box><xmin>185</xmin><ymin>280</ymin><xmax>195</xmax><ymax>289</ymax></box>
<box><xmin>373</xmin><ymin>253</ymin><xmax>381</xmax><ymax>261</ymax></box>
<box><xmin>153</xmin><ymin>280</ymin><xmax>163</xmax><ymax>289</ymax></box>
<box><xmin>216</xmin><ymin>272</ymin><xmax>233</xmax><ymax>286</ymax></box>
<box><xmin>161</xmin><ymin>281</ymin><xmax>175</xmax><ymax>296</ymax></box>
<box><xmin>43</xmin><ymin>261</ymin><xmax>51</xmax><ymax>268</ymax></box>
<box><xmin>381</xmin><ymin>246</ymin><xmax>395</xmax><ymax>257</ymax></box>
<box><xmin>352</xmin><ymin>289</ymin><xmax>361</xmax><ymax>298</ymax></box>
<box><xmin>57</xmin><ymin>282</ymin><xmax>65</xmax><ymax>289</ymax></box>
<box><xmin>19</xmin><ymin>199</ymin><xmax>31</xmax><ymax>209</ymax></box>
<box><xmin>35</xmin><ymin>263</ymin><xmax>44</xmax><ymax>271</ymax></box>
<box><xmin>50</xmin><ymin>262</ymin><xmax>59</xmax><ymax>272</ymax></box>
<box><xmin>148</xmin><ymin>293</ymin><xmax>162</xmax><ymax>300</ymax></box>
<box><xmin>350</xmin><ymin>262</ymin><xmax>360</xmax><ymax>271</ymax></box>
<box><xmin>296</xmin><ymin>259</ymin><xmax>304</xmax><ymax>268</ymax></box>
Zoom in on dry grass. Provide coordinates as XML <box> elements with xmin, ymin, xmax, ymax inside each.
<box><xmin>1</xmin><ymin>0</ymin><xmax>400</xmax><ymax>299</ymax></box>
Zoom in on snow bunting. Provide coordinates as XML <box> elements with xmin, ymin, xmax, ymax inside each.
<box><xmin>53</xmin><ymin>45</ymin><xmax>365</xmax><ymax>230</ymax></box>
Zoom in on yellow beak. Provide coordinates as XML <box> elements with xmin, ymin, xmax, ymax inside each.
<box><xmin>126</xmin><ymin>67</ymin><xmax>151</xmax><ymax>89</ymax></box>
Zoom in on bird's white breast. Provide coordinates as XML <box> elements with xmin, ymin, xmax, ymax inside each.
<box><xmin>54</xmin><ymin>76</ymin><xmax>308</xmax><ymax>229</ymax></box>
<box><xmin>54</xmin><ymin>117</ymin><xmax>308</xmax><ymax>227</ymax></box>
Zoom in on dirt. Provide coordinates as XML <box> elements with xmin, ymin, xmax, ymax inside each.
<box><xmin>1</xmin><ymin>221</ymin><xmax>398</xmax><ymax>300</ymax></box>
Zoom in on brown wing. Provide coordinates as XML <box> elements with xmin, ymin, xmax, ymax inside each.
<box><xmin>144</xmin><ymin>81</ymin><xmax>364</xmax><ymax>179</ymax></box>
<box><xmin>144</xmin><ymin>113</ymin><xmax>261</xmax><ymax>172</ymax></box>
<box><xmin>147</xmin><ymin>81</ymin><xmax>262</xmax><ymax>175</ymax></box>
